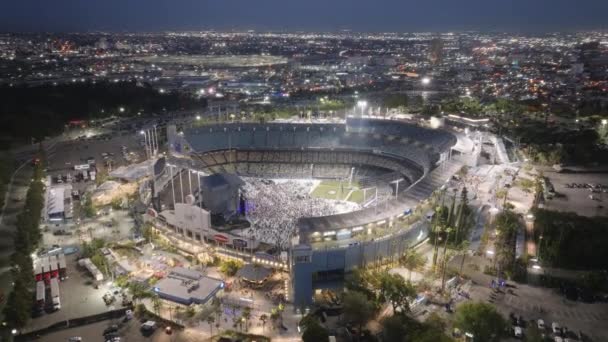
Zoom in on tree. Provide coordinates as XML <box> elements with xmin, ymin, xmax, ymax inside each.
<box><xmin>2</xmin><ymin>277</ymin><xmax>31</xmax><ymax>329</ymax></box>
<box><xmin>206</xmin><ymin>315</ymin><xmax>215</xmax><ymax>335</ymax></box>
<box><xmin>454</xmin><ymin>302</ymin><xmax>507</xmax><ymax>342</ymax></box>
<box><xmin>454</xmin><ymin>187</ymin><xmax>469</xmax><ymax>243</ymax></box>
<box><xmin>380</xmin><ymin>315</ymin><xmax>408</xmax><ymax>342</ymax></box>
<box><xmin>402</xmin><ymin>249</ymin><xmax>427</xmax><ymax>281</ymax></box>
<box><xmin>242</xmin><ymin>307</ymin><xmax>251</xmax><ymax>332</ymax></box>
<box><xmin>525</xmin><ymin>324</ymin><xmax>545</xmax><ymax>342</ymax></box>
<box><xmin>342</xmin><ymin>291</ymin><xmax>376</xmax><ymax>340</ymax></box>
<box><xmin>302</xmin><ymin>319</ymin><xmax>329</xmax><ymax>342</ymax></box>
<box><xmin>83</xmin><ymin>195</ymin><xmax>96</xmax><ymax>218</ymax></box>
<box><xmin>151</xmin><ymin>295</ymin><xmax>163</xmax><ymax>315</ymax></box>
<box><xmin>378</xmin><ymin>273</ymin><xmax>416</xmax><ymax>314</ymax></box>
<box><xmin>425</xmin><ymin>312</ymin><xmax>447</xmax><ymax>332</ymax></box>
<box><xmin>128</xmin><ymin>282</ymin><xmax>151</xmax><ymax>304</ymax></box>
<box><xmin>219</xmin><ymin>259</ymin><xmax>243</xmax><ymax>276</ymax></box>
<box><xmin>458</xmin><ymin>240</ymin><xmax>470</xmax><ymax>276</ymax></box>
<box><xmin>259</xmin><ymin>314</ymin><xmax>268</xmax><ymax>332</ymax></box>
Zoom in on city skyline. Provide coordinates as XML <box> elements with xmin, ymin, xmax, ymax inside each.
<box><xmin>1</xmin><ymin>0</ymin><xmax>608</xmax><ymax>33</ymax></box>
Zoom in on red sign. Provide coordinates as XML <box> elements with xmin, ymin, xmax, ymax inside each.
<box><xmin>214</xmin><ymin>234</ymin><xmax>229</xmax><ymax>243</ymax></box>
<box><xmin>147</xmin><ymin>208</ymin><xmax>158</xmax><ymax>218</ymax></box>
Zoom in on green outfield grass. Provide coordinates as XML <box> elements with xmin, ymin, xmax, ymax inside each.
<box><xmin>311</xmin><ymin>180</ymin><xmax>364</xmax><ymax>203</ymax></box>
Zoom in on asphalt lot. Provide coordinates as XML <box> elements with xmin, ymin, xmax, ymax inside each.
<box><xmin>42</xmin><ymin>209</ymin><xmax>136</xmax><ymax>247</ymax></box>
<box><xmin>31</xmin><ymin>317</ymin><xmax>187</xmax><ymax>342</ymax></box>
<box><xmin>46</xmin><ymin>132</ymin><xmax>144</xmax><ymax>181</ymax></box>
<box><xmin>543</xmin><ymin>172</ymin><xmax>608</xmax><ymax>217</ymax></box>
<box><xmin>25</xmin><ymin>253</ymin><xmax>124</xmax><ymax>333</ymax></box>
<box><xmin>455</xmin><ymin>257</ymin><xmax>608</xmax><ymax>342</ymax></box>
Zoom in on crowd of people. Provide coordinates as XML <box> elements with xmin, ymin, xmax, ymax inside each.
<box><xmin>240</xmin><ymin>179</ymin><xmax>359</xmax><ymax>249</ymax></box>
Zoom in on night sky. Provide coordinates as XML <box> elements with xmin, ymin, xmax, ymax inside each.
<box><xmin>1</xmin><ymin>0</ymin><xmax>607</xmax><ymax>32</ymax></box>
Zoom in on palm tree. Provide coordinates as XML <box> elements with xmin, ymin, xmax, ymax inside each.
<box><xmin>206</xmin><ymin>315</ymin><xmax>216</xmax><ymax>335</ymax></box>
<box><xmin>458</xmin><ymin>240</ymin><xmax>470</xmax><ymax>276</ymax></box>
<box><xmin>151</xmin><ymin>295</ymin><xmax>163</xmax><ymax>316</ymax></box>
<box><xmin>242</xmin><ymin>307</ymin><xmax>251</xmax><ymax>332</ymax></box>
<box><xmin>128</xmin><ymin>282</ymin><xmax>150</xmax><ymax>305</ymax></box>
<box><xmin>270</xmin><ymin>309</ymin><xmax>280</xmax><ymax>330</ymax></box>
<box><xmin>259</xmin><ymin>314</ymin><xmax>268</xmax><ymax>332</ymax></box>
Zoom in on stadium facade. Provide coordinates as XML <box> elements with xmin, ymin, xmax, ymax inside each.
<box><xmin>151</xmin><ymin>117</ymin><xmax>460</xmax><ymax>308</ymax></box>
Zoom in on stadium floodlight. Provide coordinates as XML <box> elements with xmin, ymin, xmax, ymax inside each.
<box><xmin>357</xmin><ymin>100</ymin><xmax>368</xmax><ymax>109</ymax></box>
<box><xmin>421</xmin><ymin>77</ymin><xmax>431</xmax><ymax>85</ymax></box>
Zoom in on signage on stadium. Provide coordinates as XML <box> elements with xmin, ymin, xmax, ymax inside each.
<box><xmin>214</xmin><ymin>234</ymin><xmax>229</xmax><ymax>243</ymax></box>
<box><xmin>147</xmin><ymin>208</ymin><xmax>158</xmax><ymax>218</ymax></box>
<box><xmin>232</xmin><ymin>239</ymin><xmax>248</xmax><ymax>248</ymax></box>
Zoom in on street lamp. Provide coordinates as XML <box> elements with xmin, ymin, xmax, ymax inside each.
<box><xmin>119</xmin><ymin>107</ymin><xmax>125</xmax><ymax>113</ymax></box>
<box><xmin>196</xmin><ymin>115</ymin><xmax>201</xmax><ymax>121</ymax></box>
<box><xmin>421</xmin><ymin>77</ymin><xmax>431</xmax><ymax>85</ymax></box>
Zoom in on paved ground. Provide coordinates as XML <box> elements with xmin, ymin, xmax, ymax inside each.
<box><xmin>544</xmin><ymin>171</ymin><xmax>608</xmax><ymax>217</ymax></box>
<box><xmin>24</xmin><ymin>254</ymin><xmax>125</xmax><ymax>333</ymax></box>
<box><xmin>455</xmin><ymin>257</ymin><xmax>608</xmax><ymax>342</ymax></box>
<box><xmin>31</xmin><ymin>317</ymin><xmax>191</xmax><ymax>342</ymax></box>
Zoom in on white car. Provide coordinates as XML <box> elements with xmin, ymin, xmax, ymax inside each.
<box><xmin>552</xmin><ymin>322</ymin><xmax>561</xmax><ymax>335</ymax></box>
<box><xmin>514</xmin><ymin>326</ymin><xmax>523</xmax><ymax>338</ymax></box>
<box><xmin>537</xmin><ymin>319</ymin><xmax>545</xmax><ymax>330</ymax></box>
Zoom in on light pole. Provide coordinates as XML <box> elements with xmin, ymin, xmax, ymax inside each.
<box><xmin>357</xmin><ymin>100</ymin><xmax>368</xmax><ymax>117</ymax></box>
<box><xmin>390</xmin><ymin>178</ymin><xmax>404</xmax><ymax>199</ymax></box>
<box><xmin>140</xmin><ymin>130</ymin><xmax>149</xmax><ymax>159</ymax></box>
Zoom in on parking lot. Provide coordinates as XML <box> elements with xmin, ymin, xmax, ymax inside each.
<box><xmin>465</xmin><ymin>269</ymin><xmax>608</xmax><ymax>342</ymax></box>
<box><xmin>34</xmin><ymin>316</ymin><xmax>201</xmax><ymax>342</ymax></box>
<box><xmin>25</xmin><ymin>253</ymin><xmax>126</xmax><ymax>333</ymax></box>
<box><xmin>544</xmin><ymin>172</ymin><xmax>608</xmax><ymax>217</ymax></box>
<box><xmin>46</xmin><ymin>132</ymin><xmax>144</xmax><ymax>183</ymax></box>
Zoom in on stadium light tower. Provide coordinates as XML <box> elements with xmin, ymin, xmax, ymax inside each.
<box><xmin>140</xmin><ymin>130</ymin><xmax>149</xmax><ymax>159</ymax></box>
<box><xmin>357</xmin><ymin>100</ymin><xmax>368</xmax><ymax>116</ymax></box>
<box><xmin>390</xmin><ymin>178</ymin><xmax>404</xmax><ymax>198</ymax></box>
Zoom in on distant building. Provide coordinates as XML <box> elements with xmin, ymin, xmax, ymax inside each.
<box><xmin>429</xmin><ymin>38</ymin><xmax>444</xmax><ymax>65</ymax></box>
<box><xmin>153</xmin><ymin>267</ymin><xmax>224</xmax><ymax>305</ymax></box>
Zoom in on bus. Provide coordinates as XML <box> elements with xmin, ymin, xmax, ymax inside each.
<box><xmin>49</xmin><ymin>278</ymin><xmax>61</xmax><ymax>310</ymax></box>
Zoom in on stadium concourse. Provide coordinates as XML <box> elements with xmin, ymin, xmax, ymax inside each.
<box><xmin>152</xmin><ymin>116</ymin><xmax>468</xmax><ymax>307</ymax></box>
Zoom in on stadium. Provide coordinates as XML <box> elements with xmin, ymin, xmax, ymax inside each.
<box><xmin>147</xmin><ymin>117</ymin><xmax>465</xmax><ymax>308</ymax></box>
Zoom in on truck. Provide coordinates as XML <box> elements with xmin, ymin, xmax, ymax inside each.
<box><xmin>49</xmin><ymin>277</ymin><xmax>61</xmax><ymax>310</ymax></box>
<box><xmin>35</xmin><ymin>281</ymin><xmax>46</xmax><ymax>310</ymax></box>
<box><xmin>58</xmin><ymin>253</ymin><xmax>67</xmax><ymax>280</ymax></box>
<box><xmin>49</xmin><ymin>255</ymin><xmax>59</xmax><ymax>279</ymax></box>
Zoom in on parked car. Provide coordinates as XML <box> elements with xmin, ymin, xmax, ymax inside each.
<box><xmin>514</xmin><ymin>326</ymin><xmax>523</xmax><ymax>338</ymax></box>
<box><xmin>552</xmin><ymin>322</ymin><xmax>562</xmax><ymax>335</ymax></box>
<box><xmin>538</xmin><ymin>319</ymin><xmax>546</xmax><ymax>330</ymax></box>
